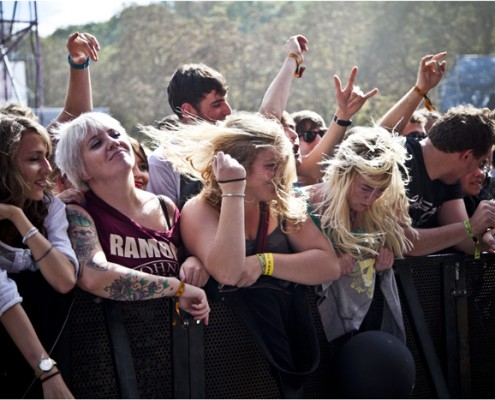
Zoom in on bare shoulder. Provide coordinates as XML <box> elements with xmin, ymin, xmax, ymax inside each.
<box><xmin>304</xmin><ymin>182</ymin><xmax>326</xmax><ymax>205</ymax></box>
<box><xmin>181</xmin><ymin>195</ymin><xmax>213</xmax><ymax>216</ymax></box>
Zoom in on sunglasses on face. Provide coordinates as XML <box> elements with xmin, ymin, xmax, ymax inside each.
<box><xmin>297</xmin><ymin>129</ymin><xmax>326</xmax><ymax>143</ymax></box>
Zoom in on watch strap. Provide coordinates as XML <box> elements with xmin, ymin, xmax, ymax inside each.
<box><xmin>34</xmin><ymin>358</ymin><xmax>57</xmax><ymax>379</ymax></box>
<box><xmin>333</xmin><ymin>114</ymin><xmax>352</xmax><ymax>127</ymax></box>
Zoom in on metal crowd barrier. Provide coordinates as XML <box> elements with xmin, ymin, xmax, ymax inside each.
<box><xmin>63</xmin><ymin>253</ymin><xmax>495</xmax><ymax>399</ymax></box>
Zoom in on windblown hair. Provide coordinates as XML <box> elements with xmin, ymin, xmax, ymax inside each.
<box><xmin>141</xmin><ymin>111</ymin><xmax>307</xmax><ymax>229</ymax></box>
<box><xmin>317</xmin><ymin>126</ymin><xmax>415</xmax><ymax>258</ymax></box>
<box><xmin>0</xmin><ymin>115</ymin><xmax>52</xmax><ymax>244</ymax></box>
<box><xmin>53</xmin><ymin>112</ymin><xmax>130</xmax><ymax>191</ymax></box>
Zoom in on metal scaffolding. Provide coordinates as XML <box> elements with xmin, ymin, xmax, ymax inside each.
<box><xmin>0</xmin><ymin>1</ymin><xmax>42</xmax><ymax>109</ymax></box>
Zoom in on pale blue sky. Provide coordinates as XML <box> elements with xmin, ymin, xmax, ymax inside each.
<box><xmin>2</xmin><ymin>1</ymin><xmax>158</xmax><ymax>38</ymax></box>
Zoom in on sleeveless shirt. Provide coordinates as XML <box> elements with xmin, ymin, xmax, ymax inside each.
<box><xmin>83</xmin><ymin>190</ymin><xmax>181</xmax><ymax>277</ymax></box>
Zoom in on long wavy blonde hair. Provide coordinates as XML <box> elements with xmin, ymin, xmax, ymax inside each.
<box><xmin>141</xmin><ymin>111</ymin><xmax>308</xmax><ymax>230</ymax></box>
<box><xmin>316</xmin><ymin>126</ymin><xmax>415</xmax><ymax>258</ymax></box>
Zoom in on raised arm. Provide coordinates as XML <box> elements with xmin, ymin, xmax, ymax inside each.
<box><xmin>66</xmin><ymin>205</ymin><xmax>210</xmax><ymax>324</ymax></box>
<box><xmin>297</xmin><ymin>66</ymin><xmax>378</xmax><ymax>181</ymax></box>
<box><xmin>379</xmin><ymin>52</ymin><xmax>447</xmax><ymax>134</ymax></box>
<box><xmin>259</xmin><ymin>34</ymin><xmax>308</xmax><ymax>119</ymax></box>
<box><xmin>48</xmin><ymin>32</ymin><xmax>100</xmax><ymax>131</ymax></box>
<box><xmin>180</xmin><ymin>152</ymin><xmax>247</xmax><ymax>286</ymax></box>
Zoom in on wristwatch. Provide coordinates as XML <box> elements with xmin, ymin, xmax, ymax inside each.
<box><xmin>34</xmin><ymin>357</ymin><xmax>57</xmax><ymax>378</ymax></box>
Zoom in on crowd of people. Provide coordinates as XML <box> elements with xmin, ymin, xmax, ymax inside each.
<box><xmin>1</xmin><ymin>31</ymin><xmax>495</xmax><ymax>399</ymax></box>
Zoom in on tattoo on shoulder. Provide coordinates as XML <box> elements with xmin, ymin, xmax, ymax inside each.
<box><xmin>104</xmin><ymin>271</ymin><xmax>173</xmax><ymax>301</ymax></box>
<box><xmin>66</xmin><ymin>207</ymin><xmax>99</xmax><ymax>267</ymax></box>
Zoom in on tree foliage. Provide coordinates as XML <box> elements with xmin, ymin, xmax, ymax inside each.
<box><xmin>39</xmin><ymin>1</ymin><xmax>495</xmax><ymax>133</ymax></box>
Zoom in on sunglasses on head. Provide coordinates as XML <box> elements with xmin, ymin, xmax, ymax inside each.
<box><xmin>298</xmin><ymin>129</ymin><xmax>326</xmax><ymax>143</ymax></box>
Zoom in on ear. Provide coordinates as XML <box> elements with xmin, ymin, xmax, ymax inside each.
<box><xmin>460</xmin><ymin>149</ymin><xmax>474</xmax><ymax>161</ymax></box>
<box><xmin>181</xmin><ymin>103</ymin><xmax>199</xmax><ymax>121</ymax></box>
<box><xmin>79</xmin><ymin>168</ymin><xmax>92</xmax><ymax>182</ymax></box>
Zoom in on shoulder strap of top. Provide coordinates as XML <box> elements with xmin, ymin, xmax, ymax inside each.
<box><xmin>158</xmin><ymin>196</ymin><xmax>172</xmax><ymax>231</ymax></box>
<box><xmin>256</xmin><ymin>202</ymin><xmax>270</xmax><ymax>253</ymax></box>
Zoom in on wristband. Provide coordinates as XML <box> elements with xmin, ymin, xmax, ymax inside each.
<box><xmin>35</xmin><ymin>245</ymin><xmax>54</xmax><ymax>264</ymax></box>
<box><xmin>413</xmin><ymin>85</ymin><xmax>436</xmax><ymax>111</ymax></box>
<box><xmin>217</xmin><ymin>178</ymin><xmax>246</xmax><ymax>184</ymax></box>
<box><xmin>174</xmin><ymin>280</ymin><xmax>186</xmax><ymax>297</ymax></box>
<box><xmin>68</xmin><ymin>54</ymin><xmax>90</xmax><ymax>69</ymax></box>
<box><xmin>288</xmin><ymin>52</ymin><xmax>305</xmax><ymax>78</ymax></box>
<box><xmin>221</xmin><ymin>193</ymin><xmax>245</xmax><ymax>198</ymax></box>
<box><xmin>22</xmin><ymin>227</ymin><xmax>39</xmax><ymax>244</ymax></box>
<box><xmin>333</xmin><ymin>114</ymin><xmax>352</xmax><ymax>127</ymax></box>
<box><xmin>264</xmin><ymin>253</ymin><xmax>274</xmax><ymax>276</ymax></box>
<box><xmin>256</xmin><ymin>253</ymin><xmax>274</xmax><ymax>276</ymax></box>
<box><xmin>464</xmin><ymin>220</ymin><xmax>481</xmax><ymax>260</ymax></box>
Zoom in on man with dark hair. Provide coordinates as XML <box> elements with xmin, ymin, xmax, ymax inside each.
<box><xmin>148</xmin><ymin>63</ymin><xmax>232</xmax><ymax>207</ymax></box>
<box><xmin>379</xmin><ymin>53</ymin><xmax>495</xmax><ymax>256</ymax></box>
<box><xmin>167</xmin><ymin>63</ymin><xmax>231</xmax><ymax>123</ymax></box>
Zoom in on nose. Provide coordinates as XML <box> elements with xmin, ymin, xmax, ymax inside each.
<box><xmin>285</xmin><ymin>126</ymin><xmax>298</xmax><ymax>142</ymax></box>
<box><xmin>364</xmin><ymin>189</ymin><xmax>382</xmax><ymax>205</ymax></box>
<box><xmin>132</xmin><ymin>163</ymin><xmax>142</xmax><ymax>179</ymax></box>
<box><xmin>222</xmin><ymin>101</ymin><xmax>232</xmax><ymax>118</ymax></box>
<box><xmin>42</xmin><ymin>158</ymin><xmax>52</xmax><ymax>174</ymax></box>
<box><xmin>475</xmin><ymin>166</ymin><xmax>486</xmax><ymax>177</ymax></box>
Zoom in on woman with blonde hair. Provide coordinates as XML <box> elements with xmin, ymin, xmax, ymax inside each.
<box><xmin>144</xmin><ymin>111</ymin><xmax>341</xmax><ymax>398</ymax></box>
<box><xmin>305</xmin><ymin>126</ymin><xmax>415</xmax><ymax>344</ymax></box>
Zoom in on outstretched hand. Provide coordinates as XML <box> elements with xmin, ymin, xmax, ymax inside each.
<box><xmin>334</xmin><ymin>66</ymin><xmax>379</xmax><ymax>121</ymax></box>
<box><xmin>66</xmin><ymin>32</ymin><xmax>100</xmax><ymax>64</ymax></box>
<box><xmin>415</xmin><ymin>52</ymin><xmax>447</xmax><ymax>93</ymax></box>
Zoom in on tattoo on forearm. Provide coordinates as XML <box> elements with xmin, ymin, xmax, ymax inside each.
<box><xmin>104</xmin><ymin>272</ymin><xmax>172</xmax><ymax>301</ymax></box>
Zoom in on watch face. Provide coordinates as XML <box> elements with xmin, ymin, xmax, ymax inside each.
<box><xmin>39</xmin><ymin>358</ymin><xmax>54</xmax><ymax>371</ymax></box>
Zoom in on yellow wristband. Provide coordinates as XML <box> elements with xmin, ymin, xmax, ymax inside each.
<box><xmin>263</xmin><ymin>253</ymin><xmax>274</xmax><ymax>276</ymax></box>
<box><xmin>464</xmin><ymin>220</ymin><xmax>481</xmax><ymax>260</ymax></box>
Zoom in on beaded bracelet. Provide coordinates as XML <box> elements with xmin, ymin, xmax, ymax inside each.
<box><xmin>22</xmin><ymin>227</ymin><xmax>39</xmax><ymax>244</ymax></box>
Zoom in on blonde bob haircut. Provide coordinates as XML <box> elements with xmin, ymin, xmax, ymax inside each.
<box><xmin>53</xmin><ymin>112</ymin><xmax>130</xmax><ymax>192</ymax></box>
<box><xmin>141</xmin><ymin>111</ymin><xmax>307</xmax><ymax>229</ymax></box>
<box><xmin>317</xmin><ymin>126</ymin><xmax>415</xmax><ymax>258</ymax></box>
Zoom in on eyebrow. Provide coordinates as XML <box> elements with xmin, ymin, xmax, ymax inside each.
<box><xmin>210</xmin><ymin>98</ymin><xmax>226</xmax><ymax>106</ymax></box>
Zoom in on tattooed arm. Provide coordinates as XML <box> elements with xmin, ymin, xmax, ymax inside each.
<box><xmin>66</xmin><ymin>205</ymin><xmax>210</xmax><ymax>323</ymax></box>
